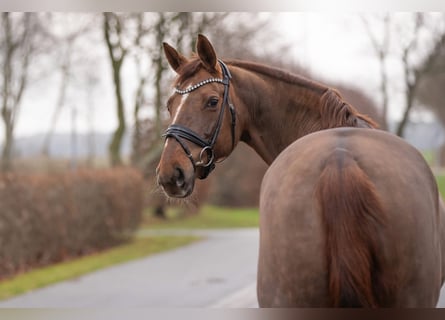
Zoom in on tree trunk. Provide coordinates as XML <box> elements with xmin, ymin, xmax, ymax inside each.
<box><xmin>396</xmin><ymin>86</ymin><xmax>415</xmax><ymax>137</ymax></box>
<box><xmin>41</xmin><ymin>52</ymin><xmax>71</xmax><ymax>156</ymax></box>
<box><xmin>379</xmin><ymin>52</ymin><xmax>389</xmax><ymax>130</ymax></box>
<box><xmin>153</xmin><ymin>13</ymin><xmax>167</xmax><ymax>138</ymax></box>
<box><xmin>108</xmin><ymin>59</ymin><xmax>126</xmax><ymax>166</ymax></box>
<box><xmin>1</xmin><ymin>13</ymin><xmax>13</xmax><ymax>172</ymax></box>
<box><xmin>1</xmin><ymin>13</ymin><xmax>32</xmax><ymax>172</ymax></box>
<box><xmin>103</xmin><ymin>13</ymin><xmax>126</xmax><ymax>167</ymax></box>
<box><xmin>86</xmin><ymin>75</ymin><xmax>96</xmax><ymax>168</ymax></box>
<box><xmin>1</xmin><ymin>111</ymin><xmax>13</xmax><ymax>172</ymax></box>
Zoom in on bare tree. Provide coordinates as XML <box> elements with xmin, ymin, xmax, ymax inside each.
<box><xmin>40</xmin><ymin>14</ymin><xmax>94</xmax><ymax>157</ymax></box>
<box><xmin>85</xmin><ymin>72</ymin><xmax>99</xmax><ymax>167</ymax></box>
<box><xmin>395</xmin><ymin>13</ymin><xmax>445</xmax><ymax>137</ymax></box>
<box><xmin>123</xmin><ymin>13</ymin><xmax>167</xmax><ymax>168</ymax></box>
<box><xmin>41</xmin><ymin>41</ymin><xmax>72</xmax><ymax>156</ymax></box>
<box><xmin>416</xmin><ymin>48</ymin><xmax>445</xmax><ymax>125</ymax></box>
<box><xmin>152</xmin><ymin>13</ymin><xmax>169</xmax><ymax>139</ymax></box>
<box><xmin>361</xmin><ymin>14</ymin><xmax>391</xmax><ymax>129</ymax></box>
<box><xmin>0</xmin><ymin>13</ymin><xmax>36</xmax><ymax>172</ymax></box>
<box><xmin>131</xmin><ymin>14</ymin><xmax>149</xmax><ymax>166</ymax></box>
<box><xmin>103</xmin><ymin>12</ymin><xmax>128</xmax><ymax>167</ymax></box>
<box><xmin>415</xmin><ymin>16</ymin><xmax>445</xmax><ymax>165</ymax></box>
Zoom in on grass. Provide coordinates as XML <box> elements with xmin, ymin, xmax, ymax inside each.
<box><xmin>0</xmin><ymin>236</ymin><xmax>198</xmax><ymax>300</ymax></box>
<box><xmin>422</xmin><ymin>150</ymin><xmax>435</xmax><ymax>166</ymax></box>
<box><xmin>422</xmin><ymin>149</ymin><xmax>445</xmax><ymax>197</ymax></box>
<box><xmin>141</xmin><ymin>205</ymin><xmax>259</xmax><ymax>229</ymax></box>
<box><xmin>436</xmin><ymin>174</ymin><xmax>445</xmax><ymax>198</ymax></box>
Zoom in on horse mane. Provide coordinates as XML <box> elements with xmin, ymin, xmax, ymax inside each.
<box><xmin>319</xmin><ymin>89</ymin><xmax>378</xmax><ymax>129</ymax></box>
<box><xmin>227</xmin><ymin>60</ymin><xmax>378</xmax><ymax>129</ymax></box>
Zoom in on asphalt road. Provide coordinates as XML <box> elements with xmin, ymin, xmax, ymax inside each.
<box><xmin>0</xmin><ymin>227</ymin><xmax>444</xmax><ymax>308</ymax></box>
<box><xmin>0</xmin><ymin>229</ymin><xmax>259</xmax><ymax>308</ymax></box>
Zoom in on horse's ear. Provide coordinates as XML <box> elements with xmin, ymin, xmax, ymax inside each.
<box><xmin>196</xmin><ymin>34</ymin><xmax>218</xmax><ymax>71</ymax></box>
<box><xmin>163</xmin><ymin>42</ymin><xmax>188</xmax><ymax>73</ymax></box>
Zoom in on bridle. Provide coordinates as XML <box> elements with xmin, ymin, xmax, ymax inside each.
<box><xmin>163</xmin><ymin>60</ymin><xmax>236</xmax><ymax>179</ymax></box>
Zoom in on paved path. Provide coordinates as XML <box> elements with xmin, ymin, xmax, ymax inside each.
<box><xmin>0</xmin><ymin>227</ymin><xmax>444</xmax><ymax>308</ymax></box>
<box><xmin>0</xmin><ymin>228</ymin><xmax>259</xmax><ymax>308</ymax></box>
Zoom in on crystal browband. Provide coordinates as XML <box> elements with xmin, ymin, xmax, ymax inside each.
<box><xmin>175</xmin><ymin>78</ymin><xmax>226</xmax><ymax>95</ymax></box>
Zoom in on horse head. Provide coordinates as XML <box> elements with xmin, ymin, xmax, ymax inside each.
<box><xmin>156</xmin><ymin>35</ymin><xmax>238</xmax><ymax>198</ymax></box>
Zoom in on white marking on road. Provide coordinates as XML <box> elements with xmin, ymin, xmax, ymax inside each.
<box><xmin>209</xmin><ymin>282</ymin><xmax>258</xmax><ymax>308</ymax></box>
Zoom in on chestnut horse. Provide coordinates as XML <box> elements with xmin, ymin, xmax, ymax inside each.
<box><xmin>156</xmin><ymin>34</ymin><xmax>445</xmax><ymax>307</ymax></box>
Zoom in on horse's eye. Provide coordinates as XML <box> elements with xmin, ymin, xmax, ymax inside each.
<box><xmin>207</xmin><ymin>97</ymin><xmax>219</xmax><ymax>108</ymax></box>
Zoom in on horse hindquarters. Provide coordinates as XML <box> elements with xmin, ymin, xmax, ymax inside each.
<box><xmin>258</xmin><ymin>146</ymin><xmax>393</xmax><ymax>307</ymax></box>
<box><xmin>258</xmin><ymin>128</ymin><xmax>442</xmax><ymax>307</ymax></box>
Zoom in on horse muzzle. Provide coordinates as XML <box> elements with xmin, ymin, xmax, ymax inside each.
<box><xmin>156</xmin><ymin>155</ymin><xmax>195</xmax><ymax>198</ymax></box>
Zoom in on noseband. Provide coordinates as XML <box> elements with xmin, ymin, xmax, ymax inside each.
<box><xmin>163</xmin><ymin>60</ymin><xmax>236</xmax><ymax>179</ymax></box>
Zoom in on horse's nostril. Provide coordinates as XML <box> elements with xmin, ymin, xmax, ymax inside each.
<box><xmin>175</xmin><ymin>167</ymin><xmax>185</xmax><ymax>188</ymax></box>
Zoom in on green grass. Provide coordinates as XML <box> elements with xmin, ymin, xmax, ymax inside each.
<box><xmin>436</xmin><ymin>174</ymin><xmax>445</xmax><ymax>198</ymax></box>
<box><xmin>422</xmin><ymin>150</ymin><xmax>435</xmax><ymax>166</ymax></box>
<box><xmin>0</xmin><ymin>236</ymin><xmax>198</xmax><ymax>300</ymax></box>
<box><xmin>142</xmin><ymin>205</ymin><xmax>259</xmax><ymax>229</ymax></box>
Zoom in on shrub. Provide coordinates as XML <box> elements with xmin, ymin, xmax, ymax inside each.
<box><xmin>0</xmin><ymin>168</ymin><xmax>143</xmax><ymax>279</ymax></box>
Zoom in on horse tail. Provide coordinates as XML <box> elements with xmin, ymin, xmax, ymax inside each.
<box><xmin>315</xmin><ymin>148</ymin><xmax>392</xmax><ymax>307</ymax></box>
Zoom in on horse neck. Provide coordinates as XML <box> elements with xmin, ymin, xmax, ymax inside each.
<box><xmin>231</xmin><ymin>64</ymin><xmax>325</xmax><ymax>164</ymax></box>
<box><xmin>230</xmin><ymin>62</ymin><xmax>375</xmax><ymax>165</ymax></box>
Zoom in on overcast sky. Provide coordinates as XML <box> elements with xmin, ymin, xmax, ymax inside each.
<box><xmin>7</xmin><ymin>12</ymin><xmax>444</xmax><ymax>143</ymax></box>
<box><xmin>277</xmin><ymin>12</ymin><xmax>443</xmax><ymax>121</ymax></box>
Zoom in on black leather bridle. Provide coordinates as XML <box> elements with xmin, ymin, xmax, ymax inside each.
<box><xmin>163</xmin><ymin>60</ymin><xmax>236</xmax><ymax>179</ymax></box>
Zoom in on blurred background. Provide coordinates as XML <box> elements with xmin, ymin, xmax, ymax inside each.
<box><xmin>3</xmin><ymin>12</ymin><xmax>445</xmax><ymax>201</ymax></box>
<box><xmin>1</xmin><ymin>12</ymin><xmax>445</xmax><ymax>303</ymax></box>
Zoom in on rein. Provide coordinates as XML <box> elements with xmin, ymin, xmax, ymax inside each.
<box><xmin>163</xmin><ymin>60</ymin><xmax>236</xmax><ymax>179</ymax></box>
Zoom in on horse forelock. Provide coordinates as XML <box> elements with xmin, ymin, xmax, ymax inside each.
<box><xmin>174</xmin><ymin>56</ymin><xmax>219</xmax><ymax>88</ymax></box>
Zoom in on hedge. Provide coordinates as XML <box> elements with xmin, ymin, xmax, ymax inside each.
<box><xmin>0</xmin><ymin>168</ymin><xmax>143</xmax><ymax>279</ymax></box>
